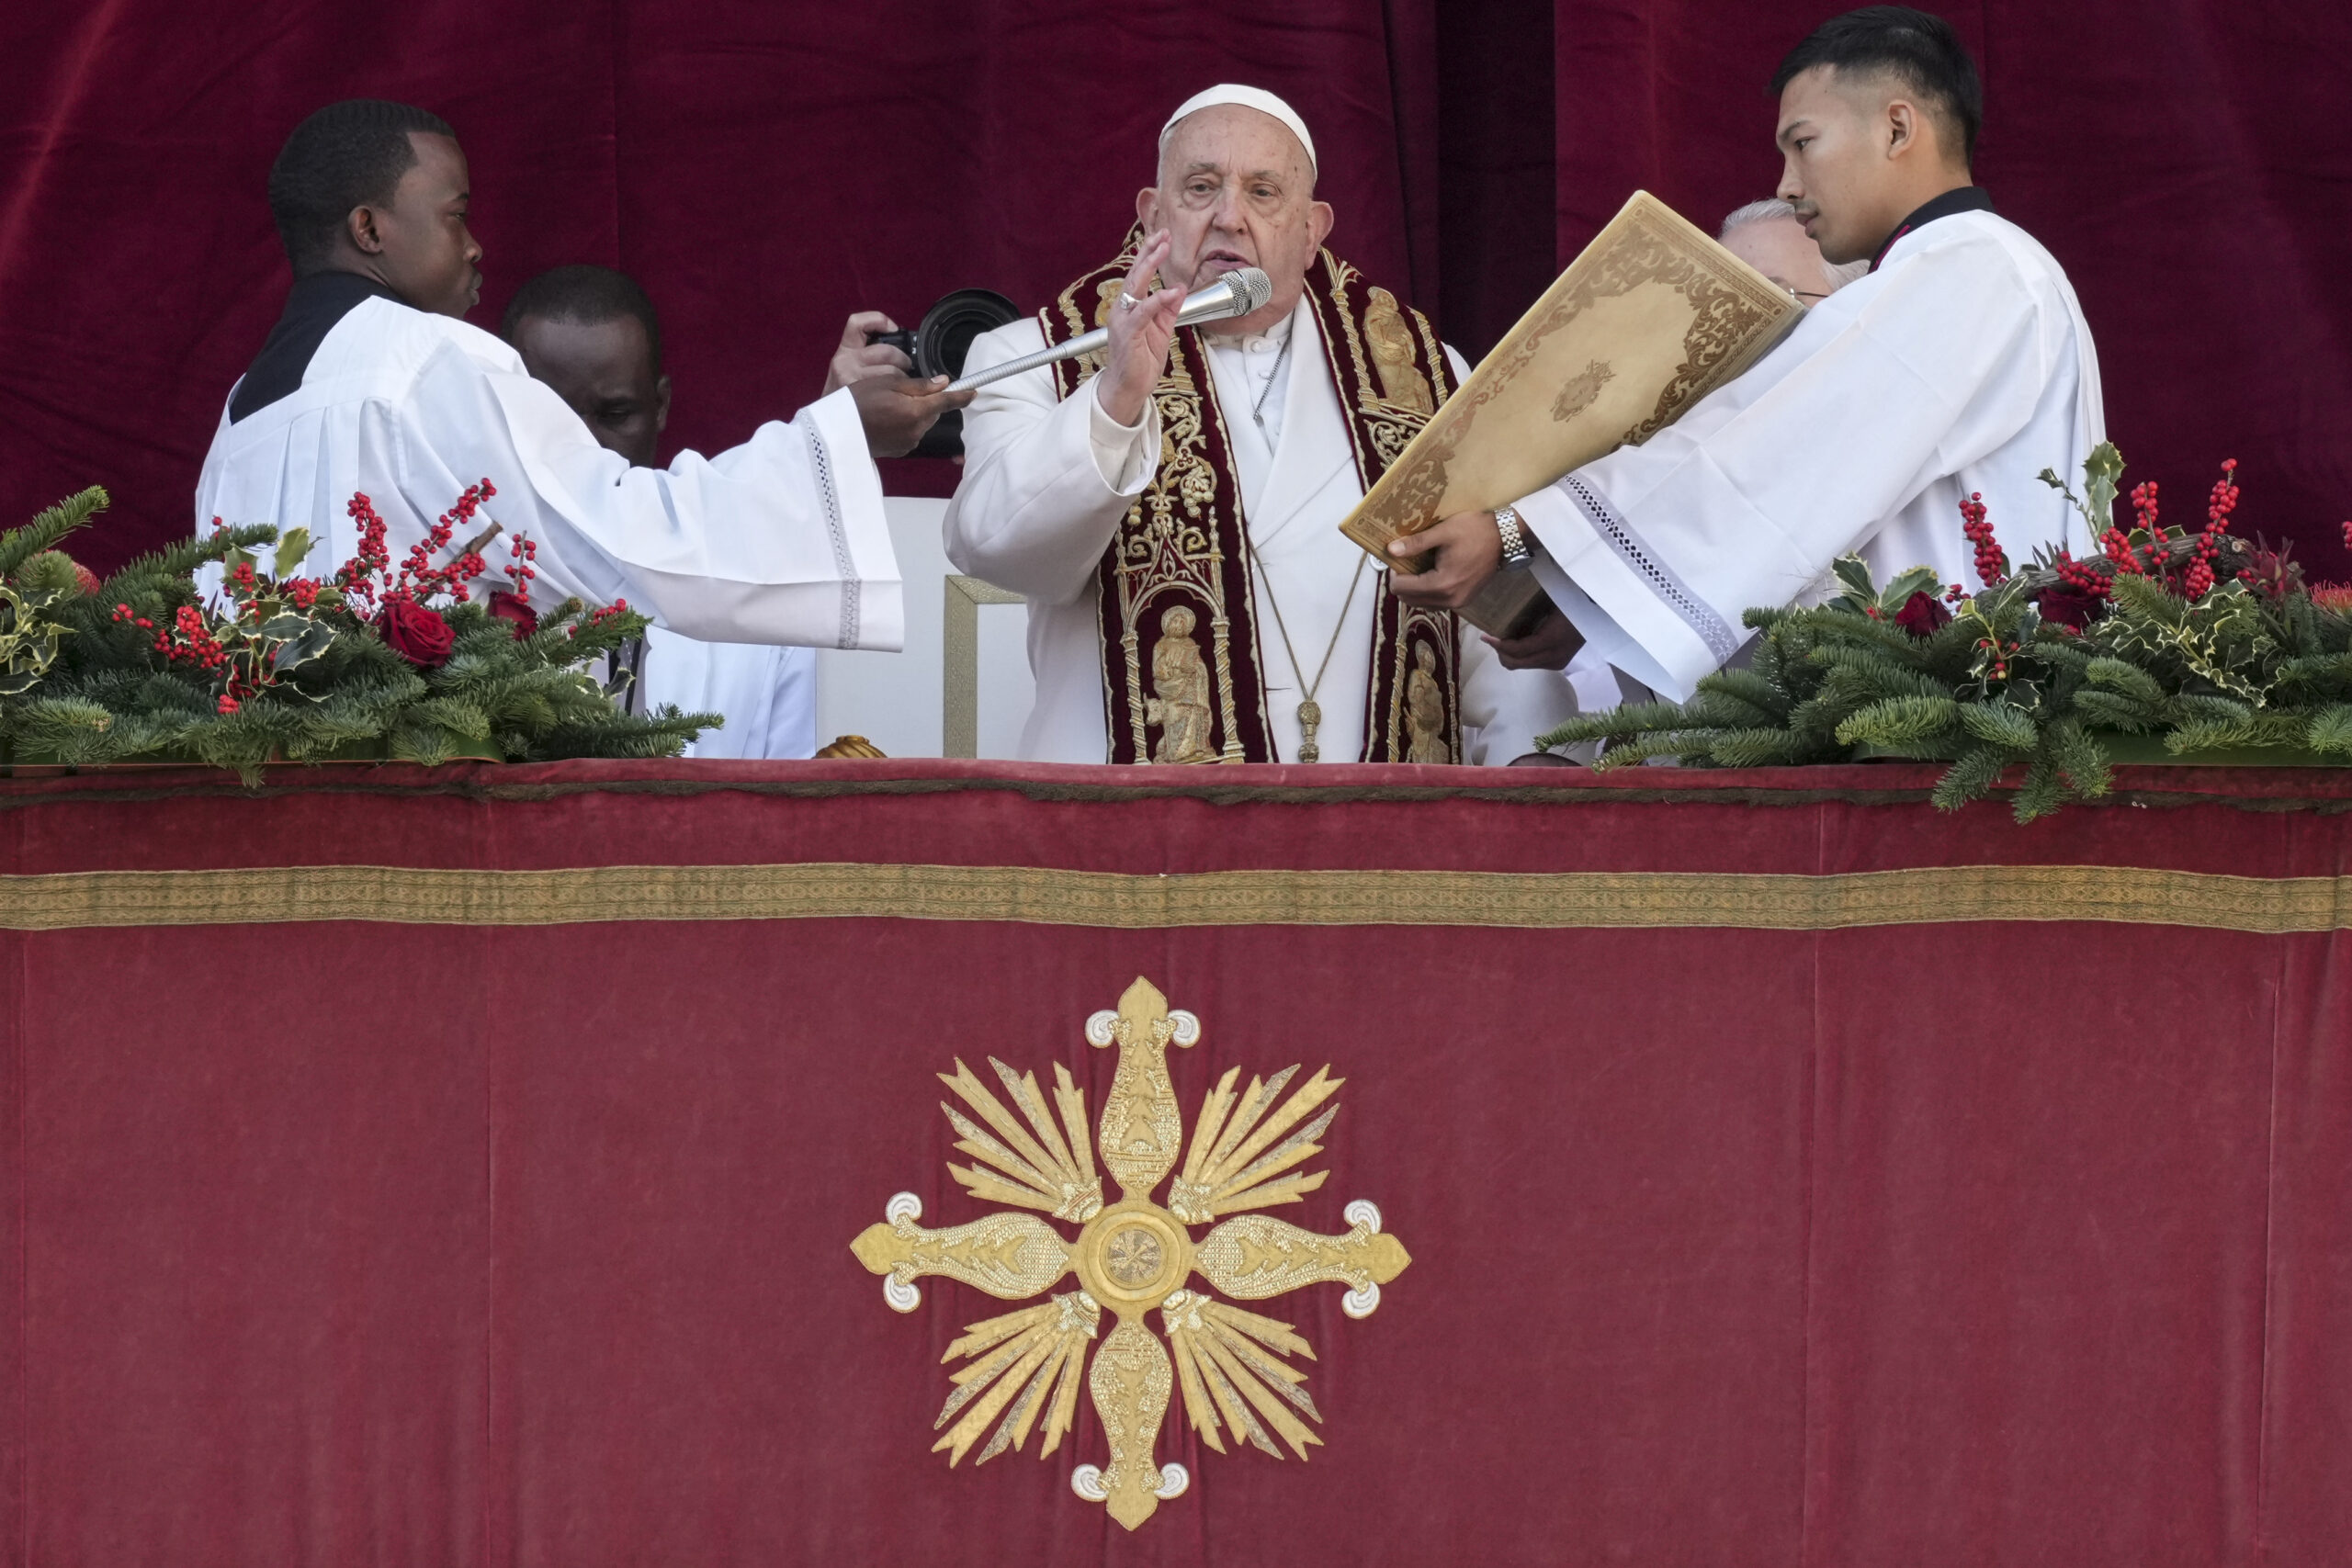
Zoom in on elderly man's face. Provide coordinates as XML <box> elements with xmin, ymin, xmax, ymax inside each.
<box><xmin>1724</xmin><ymin>215</ymin><xmax>1844</xmax><ymax>304</ymax></box>
<box><xmin>1137</xmin><ymin>105</ymin><xmax>1332</xmax><ymax>335</ymax></box>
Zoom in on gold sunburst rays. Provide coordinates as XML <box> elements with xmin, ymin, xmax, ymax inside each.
<box><xmin>1161</xmin><ymin>1289</ymin><xmax>1323</xmax><ymax>1461</ymax></box>
<box><xmin>1166</xmin><ymin>1062</ymin><xmax>1342</xmax><ymax>1224</ymax></box>
<box><xmin>932</xmin><ymin>1292</ymin><xmax>1100</xmax><ymax>1466</ymax></box>
<box><xmin>939</xmin><ymin>1056</ymin><xmax>1103</xmax><ymax>1223</ymax></box>
<box><xmin>851</xmin><ymin>976</ymin><xmax>1411</xmax><ymax>1531</ymax></box>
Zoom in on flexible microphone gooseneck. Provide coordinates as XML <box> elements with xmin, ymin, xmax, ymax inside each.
<box><xmin>944</xmin><ymin>267</ymin><xmax>1275</xmax><ymax>392</ymax></box>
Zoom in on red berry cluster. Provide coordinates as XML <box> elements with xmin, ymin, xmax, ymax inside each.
<box><xmin>2183</xmin><ymin>457</ymin><xmax>2241</xmax><ymax>600</ymax></box>
<box><xmin>335</xmin><ymin>482</ymin><xmax>513</xmax><ymax>614</ymax></box>
<box><xmin>1961</xmin><ymin>491</ymin><xmax>2006</xmax><ymax>586</ymax></box>
<box><xmin>2051</xmin><ymin>548</ymin><xmax>2111</xmax><ymax>602</ymax></box>
<box><xmin>568</xmin><ymin>597</ymin><xmax>633</xmax><ymax>638</ymax></box>
<box><xmin>2103</xmin><ymin>481</ymin><xmax>2164</xmax><ymax>575</ymax></box>
<box><xmin>151</xmin><ymin>604</ymin><xmax>229</xmax><ymax>671</ymax></box>
<box><xmin>506</xmin><ymin>532</ymin><xmax>538</xmax><ymax>605</ymax></box>
<box><xmin>392</xmin><ymin>480</ymin><xmax>497</xmax><ymax>606</ymax></box>
<box><xmin>1975</xmin><ymin>635</ymin><xmax>2018</xmax><ymax>682</ymax></box>
<box><xmin>336</xmin><ymin>493</ymin><xmax>394</xmax><ymax>614</ymax></box>
<box><xmin>283</xmin><ymin>577</ymin><xmax>321</xmax><ymax>611</ymax></box>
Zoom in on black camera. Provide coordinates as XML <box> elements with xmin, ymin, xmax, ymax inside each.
<box><xmin>867</xmin><ymin>288</ymin><xmax>1020</xmax><ymax>459</ymax></box>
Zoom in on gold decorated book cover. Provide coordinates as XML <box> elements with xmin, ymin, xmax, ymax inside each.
<box><xmin>1340</xmin><ymin>191</ymin><xmax>1803</xmax><ymax>631</ymax></box>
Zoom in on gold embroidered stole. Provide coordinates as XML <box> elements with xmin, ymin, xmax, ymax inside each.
<box><xmin>1042</xmin><ymin>239</ymin><xmax>1462</xmax><ymax>764</ymax></box>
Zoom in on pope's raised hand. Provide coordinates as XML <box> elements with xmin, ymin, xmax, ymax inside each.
<box><xmin>1093</xmin><ymin>230</ymin><xmax>1186</xmax><ymax>430</ymax></box>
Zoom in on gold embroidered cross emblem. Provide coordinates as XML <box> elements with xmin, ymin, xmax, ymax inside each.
<box><xmin>850</xmin><ymin>976</ymin><xmax>1411</xmax><ymax>1529</ymax></box>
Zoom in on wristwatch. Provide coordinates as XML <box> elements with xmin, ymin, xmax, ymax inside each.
<box><xmin>1494</xmin><ymin>504</ymin><xmax>1532</xmax><ymax>570</ymax></box>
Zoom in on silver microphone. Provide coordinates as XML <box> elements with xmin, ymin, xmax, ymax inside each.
<box><xmin>944</xmin><ymin>267</ymin><xmax>1274</xmax><ymax>392</ymax></box>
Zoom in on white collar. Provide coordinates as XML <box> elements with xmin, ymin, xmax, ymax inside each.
<box><xmin>1204</xmin><ymin>306</ymin><xmax>1295</xmax><ymax>356</ymax></box>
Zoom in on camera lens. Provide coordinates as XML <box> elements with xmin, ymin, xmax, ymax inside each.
<box><xmin>900</xmin><ymin>289</ymin><xmax>1020</xmax><ymax>459</ymax></box>
<box><xmin>914</xmin><ymin>289</ymin><xmax>1019</xmax><ymax>382</ymax></box>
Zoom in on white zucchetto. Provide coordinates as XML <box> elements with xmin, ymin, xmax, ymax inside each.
<box><xmin>1159</xmin><ymin>85</ymin><xmax>1317</xmax><ymax>175</ymax></box>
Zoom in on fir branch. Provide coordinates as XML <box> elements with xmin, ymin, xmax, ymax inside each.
<box><xmin>2309</xmin><ymin>705</ymin><xmax>2352</xmax><ymax>756</ymax></box>
<box><xmin>1835</xmin><ymin>694</ymin><xmax>1962</xmax><ymax>749</ymax></box>
<box><xmin>1930</xmin><ymin>743</ymin><xmax>2011</xmax><ymax>810</ymax></box>
<box><xmin>0</xmin><ymin>488</ymin><xmax>108</xmax><ymax>581</ymax></box>
<box><xmin>2070</xmin><ymin>690</ymin><xmax>2157</xmax><ymax>732</ymax></box>
<box><xmin>2012</xmin><ymin>755</ymin><xmax>2066</xmax><ymax>822</ymax></box>
<box><xmin>2047</xmin><ymin>719</ymin><xmax>2112</xmax><ymax>802</ymax></box>
<box><xmin>100</xmin><ymin>525</ymin><xmax>279</xmax><ymax>604</ymax></box>
<box><xmin>1958</xmin><ymin>702</ymin><xmax>2039</xmax><ymax>750</ymax></box>
<box><xmin>2165</xmin><ymin>716</ymin><xmax>2258</xmax><ymax>754</ymax></box>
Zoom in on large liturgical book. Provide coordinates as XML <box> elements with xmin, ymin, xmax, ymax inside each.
<box><xmin>1342</xmin><ymin>191</ymin><xmax>1804</xmax><ymax>634</ymax></box>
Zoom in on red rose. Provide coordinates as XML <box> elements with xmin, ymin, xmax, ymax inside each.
<box><xmin>1893</xmin><ymin>589</ymin><xmax>1952</xmax><ymax>637</ymax></box>
<box><xmin>2035</xmin><ymin>587</ymin><xmax>2101</xmax><ymax>628</ymax></box>
<box><xmin>488</xmin><ymin>590</ymin><xmax>538</xmax><ymax>638</ymax></box>
<box><xmin>377</xmin><ymin>598</ymin><xmax>456</xmax><ymax>668</ymax></box>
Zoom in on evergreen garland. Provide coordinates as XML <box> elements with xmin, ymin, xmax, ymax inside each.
<box><xmin>0</xmin><ymin>484</ymin><xmax>718</xmax><ymax>782</ymax></box>
<box><xmin>1538</xmin><ymin>446</ymin><xmax>2352</xmax><ymax>820</ymax></box>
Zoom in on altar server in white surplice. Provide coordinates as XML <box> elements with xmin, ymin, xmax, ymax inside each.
<box><xmin>945</xmin><ymin>86</ymin><xmax>1604</xmax><ymax>766</ymax></box>
<box><xmin>1391</xmin><ymin>8</ymin><xmax>2106</xmax><ymax>703</ymax></box>
<box><xmin>503</xmin><ymin>265</ymin><xmax>815</xmax><ymax>758</ymax></box>
<box><xmin>198</xmin><ymin>99</ymin><xmax>968</xmax><ymax>655</ymax></box>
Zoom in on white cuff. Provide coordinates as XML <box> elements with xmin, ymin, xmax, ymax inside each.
<box><xmin>1087</xmin><ymin>389</ymin><xmax>1159</xmax><ymax>494</ymax></box>
<box><xmin>796</xmin><ymin>387</ymin><xmax>904</xmax><ymax>651</ymax></box>
<box><xmin>1515</xmin><ymin>479</ymin><xmax>1731</xmax><ymax>702</ymax></box>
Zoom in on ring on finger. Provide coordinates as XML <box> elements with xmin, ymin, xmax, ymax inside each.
<box><xmin>1118</xmin><ymin>291</ymin><xmax>1145</xmax><ymax>312</ymax></box>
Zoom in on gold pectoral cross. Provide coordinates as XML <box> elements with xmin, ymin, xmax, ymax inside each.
<box><xmin>1295</xmin><ymin>698</ymin><xmax>1322</xmax><ymax>764</ymax></box>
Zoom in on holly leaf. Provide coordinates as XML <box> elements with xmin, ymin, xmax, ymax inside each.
<box><xmin>272</xmin><ymin>527</ymin><xmax>314</xmax><ymax>581</ymax></box>
<box><xmin>258</xmin><ymin>614</ymin><xmax>312</xmax><ymax>640</ymax></box>
<box><xmin>1878</xmin><ymin>565</ymin><xmax>1943</xmax><ymax>611</ymax></box>
<box><xmin>270</xmin><ymin>619</ymin><xmax>338</xmax><ymax>672</ymax></box>
<box><xmin>1832</xmin><ymin>555</ymin><xmax>1876</xmax><ymax>603</ymax></box>
<box><xmin>2080</xmin><ymin>443</ymin><xmax>2123</xmax><ymax>533</ymax></box>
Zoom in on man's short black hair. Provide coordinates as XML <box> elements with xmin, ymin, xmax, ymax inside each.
<box><xmin>1771</xmin><ymin>7</ymin><xmax>1983</xmax><ymax>165</ymax></box>
<box><xmin>267</xmin><ymin>99</ymin><xmax>457</xmax><ymax>275</ymax></box>
<box><xmin>501</xmin><ymin>265</ymin><xmax>664</xmax><ymax>371</ymax></box>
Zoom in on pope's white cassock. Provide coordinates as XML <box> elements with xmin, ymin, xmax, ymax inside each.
<box><xmin>946</xmin><ymin>309</ymin><xmax>1610</xmax><ymax>763</ymax></box>
<box><xmin>1515</xmin><ymin>196</ymin><xmax>2104</xmax><ymax>700</ymax></box>
<box><xmin>196</xmin><ymin>277</ymin><xmax>901</xmax><ymax>655</ymax></box>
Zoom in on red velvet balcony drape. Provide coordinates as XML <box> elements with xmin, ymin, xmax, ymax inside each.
<box><xmin>0</xmin><ymin>758</ymin><xmax>2346</xmax><ymax>1565</ymax></box>
<box><xmin>0</xmin><ymin>3</ymin><xmax>2344</xmax><ymax>569</ymax></box>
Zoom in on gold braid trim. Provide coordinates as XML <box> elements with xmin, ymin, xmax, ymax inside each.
<box><xmin>2</xmin><ymin>863</ymin><xmax>2346</xmax><ymax>933</ymax></box>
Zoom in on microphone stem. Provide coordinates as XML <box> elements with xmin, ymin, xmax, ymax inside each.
<box><xmin>945</xmin><ymin>274</ymin><xmax>1264</xmax><ymax>393</ymax></box>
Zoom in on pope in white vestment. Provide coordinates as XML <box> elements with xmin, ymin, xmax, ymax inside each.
<box><xmin>1512</xmin><ymin>192</ymin><xmax>2104</xmax><ymax>701</ymax></box>
<box><xmin>945</xmin><ymin>87</ymin><xmax>1600</xmax><ymax>766</ymax></box>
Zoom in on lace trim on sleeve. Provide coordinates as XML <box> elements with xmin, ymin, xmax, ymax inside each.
<box><xmin>1558</xmin><ymin>474</ymin><xmax>1738</xmax><ymax>662</ymax></box>
<box><xmin>798</xmin><ymin>409</ymin><xmax>861</xmax><ymax>649</ymax></box>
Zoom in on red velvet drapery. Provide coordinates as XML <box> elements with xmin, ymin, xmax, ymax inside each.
<box><xmin>1</xmin><ymin>758</ymin><xmax>2346</xmax><ymax>1564</ymax></box>
<box><xmin>0</xmin><ymin>3</ymin><xmax>2344</xmax><ymax>570</ymax></box>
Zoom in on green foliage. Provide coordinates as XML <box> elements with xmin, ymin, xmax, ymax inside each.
<box><xmin>0</xmin><ymin>487</ymin><xmax>107</xmax><ymax>579</ymax></box>
<box><xmin>0</xmin><ymin>491</ymin><xmax>719</xmax><ymax>779</ymax></box>
<box><xmin>1537</xmin><ymin>447</ymin><xmax>2352</xmax><ymax>820</ymax></box>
